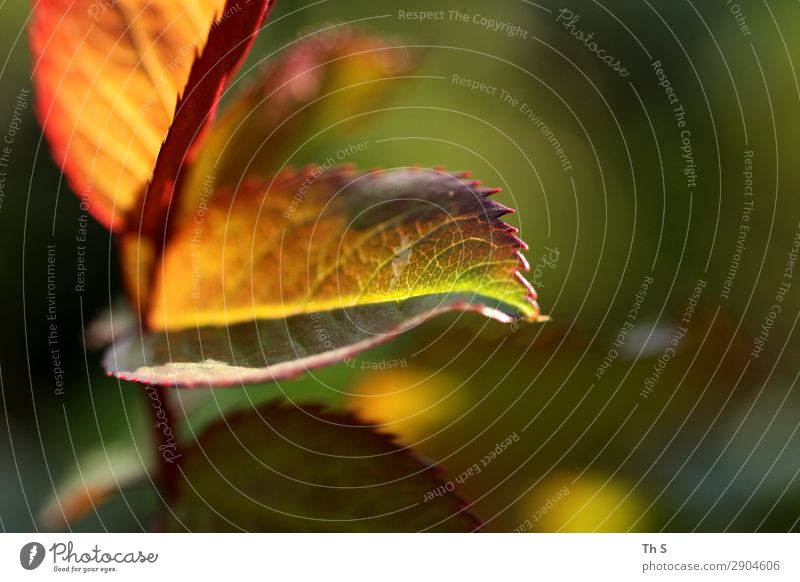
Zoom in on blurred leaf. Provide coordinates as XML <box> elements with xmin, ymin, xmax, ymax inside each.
<box><xmin>30</xmin><ymin>0</ymin><xmax>229</xmax><ymax>230</ymax></box>
<box><xmin>84</xmin><ymin>298</ymin><xmax>135</xmax><ymax>350</ymax></box>
<box><xmin>179</xmin><ymin>27</ymin><xmax>415</xmax><ymax>218</ymax></box>
<box><xmin>163</xmin><ymin>403</ymin><xmax>481</xmax><ymax>531</ymax></box>
<box><xmin>39</xmin><ymin>444</ymin><xmax>150</xmax><ymax>530</ymax></box>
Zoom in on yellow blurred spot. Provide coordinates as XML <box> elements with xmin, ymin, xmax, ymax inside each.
<box><xmin>519</xmin><ymin>472</ymin><xmax>648</xmax><ymax>532</ymax></box>
<box><xmin>348</xmin><ymin>368</ymin><xmax>468</xmax><ymax>443</ymax></box>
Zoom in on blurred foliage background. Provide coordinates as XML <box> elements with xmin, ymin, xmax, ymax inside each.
<box><xmin>1</xmin><ymin>0</ymin><xmax>799</xmax><ymax>532</ymax></box>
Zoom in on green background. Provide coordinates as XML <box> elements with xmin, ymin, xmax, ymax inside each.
<box><xmin>1</xmin><ymin>0</ymin><xmax>799</xmax><ymax>532</ymax></box>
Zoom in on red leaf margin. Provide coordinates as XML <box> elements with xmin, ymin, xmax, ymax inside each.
<box><xmin>135</xmin><ymin>0</ymin><xmax>277</xmax><ymax>241</ymax></box>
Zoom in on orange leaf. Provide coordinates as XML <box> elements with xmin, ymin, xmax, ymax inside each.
<box><xmin>30</xmin><ymin>0</ymin><xmax>230</xmax><ymax>231</ymax></box>
<box><xmin>135</xmin><ymin>0</ymin><xmax>276</xmax><ymax>243</ymax></box>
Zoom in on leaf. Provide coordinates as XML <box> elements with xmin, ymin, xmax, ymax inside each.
<box><xmin>124</xmin><ymin>26</ymin><xmax>409</xmax><ymax>317</ymax></box>
<box><xmin>162</xmin><ymin>403</ymin><xmax>481</xmax><ymax>532</ymax></box>
<box><xmin>104</xmin><ymin>167</ymin><xmax>542</xmax><ymax>386</ymax></box>
<box><xmin>30</xmin><ymin>0</ymin><xmax>228</xmax><ymax>230</ymax></box>
<box><xmin>135</xmin><ymin>0</ymin><xmax>276</xmax><ymax>242</ymax></box>
<box><xmin>154</xmin><ymin>167</ymin><xmax>539</xmax><ymax>329</ymax></box>
<box><xmin>39</xmin><ymin>444</ymin><xmax>150</xmax><ymax>530</ymax></box>
<box><xmin>177</xmin><ymin>28</ymin><xmax>415</xmax><ymax>220</ymax></box>
<box><xmin>119</xmin><ymin>0</ymin><xmax>275</xmax><ymax>315</ymax></box>
<box><xmin>107</xmin><ymin>297</ymin><xmax>502</xmax><ymax>387</ymax></box>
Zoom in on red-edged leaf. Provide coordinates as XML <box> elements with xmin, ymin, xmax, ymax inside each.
<box><xmin>136</xmin><ymin>0</ymin><xmax>276</xmax><ymax>242</ymax></box>
<box><xmin>104</xmin><ymin>167</ymin><xmax>542</xmax><ymax>387</ymax></box>
<box><xmin>30</xmin><ymin>0</ymin><xmax>229</xmax><ymax>230</ymax></box>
